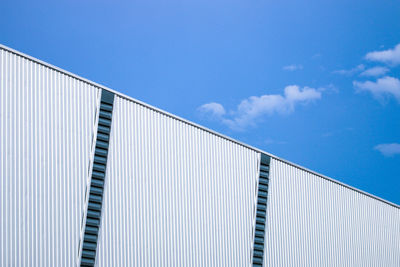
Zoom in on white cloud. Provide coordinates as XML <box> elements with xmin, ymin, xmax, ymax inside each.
<box><xmin>333</xmin><ymin>64</ymin><xmax>365</xmax><ymax>76</ymax></box>
<box><xmin>199</xmin><ymin>85</ymin><xmax>321</xmax><ymax>131</ymax></box>
<box><xmin>284</xmin><ymin>85</ymin><xmax>321</xmax><ymax>103</ymax></box>
<box><xmin>360</xmin><ymin>66</ymin><xmax>389</xmax><ymax>77</ymax></box>
<box><xmin>374</xmin><ymin>143</ymin><xmax>400</xmax><ymax>157</ymax></box>
<box><xmin>198</xmin><ymin>102</ymin><xmax>226</xmax><ymax>117</ymax></box>
<box><xmin>365</xmin><ymin>44</ymin><xmax>400</xmax><ymax>66</ymax></box>
<box><xmin>317</xmin><ymin>83</ymin><xmax>339</xmax><ymax>93</ymax></box>
<box><xmin>283</xmin><ymin>64</ymin><xmax>303</xmax><ymax>71</ymax></box>
<box><xmin>353</xmin><ymin>76</ymin><xmax>400</xmax><ymax>102</ymax></box>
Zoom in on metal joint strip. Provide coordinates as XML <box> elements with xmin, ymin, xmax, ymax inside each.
<box><xmin>252</xmin><ymin>153</ymin><xmax>271</xmax><ymax>267</ymax></box>
<box><xmin>79</xmin><ymin>89</ymin><xmax>114</xmax><ymax>266</ymax></box>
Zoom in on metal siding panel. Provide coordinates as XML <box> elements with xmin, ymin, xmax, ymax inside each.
<box><xmin>96</xmin><ymin>96</ymin><xmax>259</xmax><ymax>266</ymax></box>
<box><xmin>2</xmin><ymin>44</ymin><xmax>399</xmax><ymax>266</ymax></box>
<box><xmin>264</xmin><ymin>158</ymin><xmax>400</xmax><ymax>267</ymax></box>
<box><xmin>0</xmin><ymin>48</ymin><xmax>100</xmax><ymax>266</ymax></box>
<box><xmin>1</xmin><ymin>44</ymin><xmax>398</xmax><ymax>211</ymax></box>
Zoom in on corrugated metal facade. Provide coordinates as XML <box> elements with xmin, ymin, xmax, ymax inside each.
<box><xmin>96</xmin><ymin>96</ymin><xmax>260</xmax><ymax>266</ymax></box>
<box><xmin>0</xmin><ymin>48</ymin><xmax>100</xmax><ymax>266</ymax></box>
<box><xmin>265</xmin><ymin>158</ymin><xmax>400</xmax><ymax>267</ymax></box>
<box><xmin>1</xmin><ymin>44</ymin><xmax>399</xmax><ymax>267</ymax></box>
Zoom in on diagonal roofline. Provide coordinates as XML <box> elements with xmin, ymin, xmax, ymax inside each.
<box><xmin>1</xmin><ymin>43</ymin><xmax>398</xmax><ymax>209</ymax></box>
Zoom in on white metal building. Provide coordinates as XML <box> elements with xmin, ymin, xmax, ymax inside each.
<box><xmin>0</xmin><ymin>44</ymin><xmax>399</xmax><ymax>267</ymax></box>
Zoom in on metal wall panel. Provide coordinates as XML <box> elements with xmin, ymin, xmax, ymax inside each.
<box><xmin>264</xmin><ymin>158</ymin><xmax>400</xmax><ymax>267</ymax></box>
<box><xmin>96</xmin><ymin>96</ymin><xmax>260</xmax><ymax>266</ymax></box>
<box><xmin>0</xmin><ymin>48</ymin><xmax>100</xmax><ymax>266</ymax></box>
<box><xmin>2</xmin><ymin>44</ymin><xmax>399</xmax><ymax>267</ymax></box>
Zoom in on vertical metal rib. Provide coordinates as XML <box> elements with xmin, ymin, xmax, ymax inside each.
<box><xmin>79</xmin><ymin>90</ymin><xmax>114</xmax><ymax>266</ymax></box>
<box><xmin>252</xmin><ymin>154</ymin><xmax>270</xmax><ymax>267</ymax></box>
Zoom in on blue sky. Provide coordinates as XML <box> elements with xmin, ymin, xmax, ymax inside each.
<box><xmin>1</xmin><ymin>0</ymin><xmax>399</xmax><ymax>204</ymax></box>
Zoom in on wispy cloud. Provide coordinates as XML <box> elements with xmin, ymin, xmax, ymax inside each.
<box><xmin>318</xmin><ymin>83</ymin><xmax>339</xmax><ymax>94</ymax></box>
<box><xmin>283</xmin><ymin>64</ymin><xmax>303</xmax><ymax>71</ymax></box>
<box><xmin>353</xmin><ymin>76</ymin><xmax>400</xmax><ymax>103</ymax></box>
<box><xmin>365</xmin><ymin>44</ymin><xmax>400</xmax><ymax>66</ymax></box>
<box><xmin>360</xmin><ymin>66</ymin><xmax>389</xmax><ymax>77</ymax></box>
<box><xmin>333</xmin><ymin>64</ymin><xmax>365</xmax><ymax>76</ymax></box>
<box><xmin>322</xmin><ymin>127</ymin><xmax>354</xmax><ymax>137</ymax></box>
<box><xmin>265</xmin><ymin>138</ymin><xmax>287</xmax><ymax>145</ymax></box>
<box><xmin>198</xmin><ymin>102</ymin><xmax>226</xmax><ymax>117</ymax></box>
<box><xmin>311</xmin><ymin>53</ymin><xmax>321</xmax><ymax>59</ymax></box>
<box><xmin>198</xmin><ymin>85</ymin><xmax>321</xmax><ymax>131</ymax></box>
<box><xmin>374</xmin><ymin>143</ymin><xmax>400</xmax><ymax>157</ymax></box>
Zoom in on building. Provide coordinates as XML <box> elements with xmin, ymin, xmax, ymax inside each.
<box><xmin>0</xmin><ymin>44</ymin><xmax>399</xmax><ymax>267</ymax></box>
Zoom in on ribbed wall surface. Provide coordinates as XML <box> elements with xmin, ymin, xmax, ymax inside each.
<box><xmin>2</xmin><ymin>45</ymin><xmax>400</xmax><ymax>267</ymax></box>
<box><xmin>264</xmin><ymin>158</ymin><xmax>400</xmax><ymax>267</ymax></box>
<box><xmin>0</xmin><ymin>48</ymin><xmax>100</xmax><ymax>266</ymax></box>
<box><xmin>96</xmin><ymin>96</ymin><xmax>260</xmax><ymax>266</ymax></box>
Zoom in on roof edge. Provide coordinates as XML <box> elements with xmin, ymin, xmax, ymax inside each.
<box><xmin>1</xmin><ymin>43</ymin><xmax>398</xmax><ymax>209</ymax></box>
